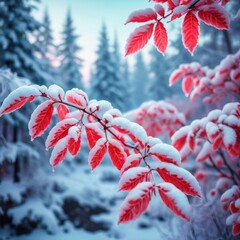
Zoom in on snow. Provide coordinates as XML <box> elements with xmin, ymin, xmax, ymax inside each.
<box><xmin>0</xmin><ymin>181</ymin><xmax>26</xmax><ymax>203</ymax></box>
<box><xmin>221</xmin><ymin>185</ymin><xmax>239</xmax><ymax>203</ymax></box>
<box><xmin>226</xmin><ymin>213</ymin><xmax>239</xmax><ymax>226</ymax></box>
<box><xmin>125</xmin><ymin>8</ymin><xmax>157</xmax><ymax>24</ymax></box>
<box><xmin>47</xmin><ymin>84</ymin><xmax>65</xmax><ymax>101</ymax></box>
<box><xmin>68</xmin><ymin>126</ymin><xmax>80</xmax><ymax>141</ymax></box>
<box><xmin>220</xmin><ymin>124</ymin><xmax>237</xmax><ymax>146</ymax></box>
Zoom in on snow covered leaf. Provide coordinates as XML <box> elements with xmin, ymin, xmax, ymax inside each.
<box><xmin>198</xmin><ymin>5</ymin><xmax>230</xmax><ymax>30</ymax></box>
<box><xmin>0</xmin><ymin>86</ymin><xmax>40</xmax><ymax>116</ymax></box>
<box><xmin>232</xmin><ymin>223</ymin><xmax>240</xmax><ymax>236</ymax></box>
<box><xmin>196</xmin><ymin>141</ymin><xmax>212</xmax><ymax>162</ymax></box>
<box><xmin>171</xmin><ymin>126</ymin><xmax>189</xmax><ymax>151</ymax></box>
<box><xmin>57</xmin><ymin>104</ymin><xmax>69</xmax><ymax>121</ymax></box>
<box><xmin>88</xmin><ymin>138</ymin><xmax>107</xmax><ymax>170</ymax></box>
<box><xmin>46</xmin><ymin>118</ymin><xmax>79</xmax><ymax>149</ymax></box>
<box><xmin>154</xmin><ymin>4</ymin><xmax>165</xmax><ymax>17</ymax></box>
<box><xmin>111</xmin><ymin>117</ymin><xmax>147</xmax><ymax>149</ymax></box>
<box><xmin>154</xmin><ymin>21</ymin><xmax>168</xmax><ymax>55</ymax></box>
<box><xmin>47</xmin><ymin>84</ymin><xmax>64</xmax><ymax>101</ymax></box>
<box><xmin>157</xmin><ymin>183</ymin><xmax>191</xmax><ymax>221</ymax></box>
<box><xmin>121</xmin><ymin>154</ymin><xmax>143</xmax><ymax>174</ymax></box>
<box><xmin>156</xmin><ymin>162</ymin><xmax>202</xmax><ymax>197</ymax></box>
<box><xmin>50</xmin><ymin>136</ymin><xmax>69</xmax><ymax>168</ymax></box>
<box><xmin>125</xmin><ymin>23</ymin><xmax>154</xmax><ymax>56</ymax></box>
<box><xmin>182</xmin><ymin>11</ymin><xmax>199</xmax><ymax>55</ymax></box>
<box><xmin>85</xmin><ymin>123</ymin><xmax>104</xmax><ymax>149</ymax></box>
<box><xmin>28</xmin><ymin>100</ymin><xmax>54</xmax><ymax>140</ymax></box>
<box><xmin>221</xmin><ymin>185</ymin><xmax>240</xmax><ymax>203</ymax></box>
<box><xmin>182</xmin><ymin>76</ymin><xmax>193</xmax><ymax>96</ymax></box>
<box><xmin>108</xmin><ymin>139</ymin><xmax>127</xmax><ymax>170</ymax></box>
<box><xmin>118</xmin><ymin>182</ymin><xmax>155</xmax><ymax>223</ymax></box>
<box><xmin>119</xmin><ymin>167</ymin><xmax>151</xmax><ymax>191</ymax></box>
<box><xmin>149</xmin><ymin>143</ymin><xmax>181</xmax><ymax>166</ymax></box>
<box><xmin>65</xmin><ymin>90</ymin><xmax>87</xmax><ymax>108</ymax></box>
<box><xmin>125</xmin><ymin>8</ymin><xmax>158</xmax><ymax>24</ymax></box>
<box><xmin>68</xmin><ymin>126</ymin><xmax>82</xmax><ymax>156</ymax></box>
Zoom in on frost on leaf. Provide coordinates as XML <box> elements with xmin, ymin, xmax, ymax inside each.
<box><xmin>121</xmin><ymin>154</ymin><xmax>143</xmax><ymax>175</ymax></box>
<box><xmin>88</xmin><ymin>138</ymin><xmax>107</xmax><ymax>170</ymax></box>
<box><xmin>125</xmin><ymin>23</ymin><xmax>154</xmax><ymax>56</ymax></box>
<box><xmin>118</xmin><ymin>182</ymin><xmax>155</xmax><ymax>224</ymax></box>
<box><xmin>50</xmin><ymin>136</ymin><xmax>69</xmax><ymax>168</ymax></box>
<box><xmin>198</xmin><ymin>4</ymin><xmax>230</xmax><ymax>30</ymax></box>
<box><xmin>125</xmin><ymin>8</ymin><xmax>158</xmax><ymax>24</ymax></box>
<box><xmin>182</xmin><ymin>11</ymin><xmax>199</xmax><ymax>55</ymax></box>
<box><xmin>157</xmin><ymin>182</ymin><xmax>191</xmax><ymax>221</ymax></box>
<box><xmin>156</xmin><ymin>162</ymin><xmax>202</xmax><ymax>197</ymax></box>
<box><xmin>149</xmin><ymin>143</ymin><xmax>181</xmax><ymax>166</ymax></box>
<box><xmin>154</xmin><ymin>21</ymin><xmax>168</xmax><ymax>55</ymax></box>
<box><xmin>119</xmin><ymin>167</ymin><xmax>150</xmax><ymax>191</ymax></box>
<box><xmin>108</xmin><ymin>139</ymin><xmax>127</xmax><ymax>170</ymax></box>
<box><xmin>85</xmin><ymin>123</ymin><xmax>104</xmax><ymax>149</ymax></box>
<box><xmin>28</xmin><ymin>100</ymin><xmax>54</xmax><ymax>140</ymax></box>
<box><xmin>46</xmin><ymin>118</ymin><xmax>79</xmax><ymax>149</ymax></box>
<box><xmin>0</xmin><ymin>86</ymin><xmax>40</xmax><ymax>116</ymax></box>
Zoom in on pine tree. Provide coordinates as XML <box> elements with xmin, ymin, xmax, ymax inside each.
<box><xmin>35</xmin><ymin>8</ymin><xmax>55</xmax><ymax>83</ymax></box>
<box><xmin>122</xmin><ymin>59</ymin><xmax>132</xmax><ymax>110</ymax></box>
<box><xmin>90</xmin><ymin>24</ymin><xmax>126</xmax><ymax>111</ymax></box>
<box><xmin>0</xmin><ymin>0</ymin><xmax>49</xmax><ymax>84</ymax></box>
<box><xmin>131</xmin><ymin>52</ymin><xmax>149</xmax><ymax>108</ymax></box>
<box><xmin>58</xmin><ymin>10</ymin><xmax>83</xmax><ymax>90</ymax></box>
<box><xmin>148</xmin><ymin>47</ymin><xmax>171</xmax><ymax>100</ymax></box>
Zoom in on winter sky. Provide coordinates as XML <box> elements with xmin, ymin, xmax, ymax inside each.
<box><xmin>34</xmin><ymin>0</ymin><xmax>152</xmax><ymax>83</ymax></box>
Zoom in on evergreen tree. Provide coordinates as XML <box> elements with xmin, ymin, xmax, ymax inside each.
<box><xmin>131</xmin><ymin>52</ymin><xmax>149</xmax><ymax>108</ymax></box>
<box><xmin>148</xmin><ymin>47</ymin><xmax>171</xmax><ymax>100</ymax></box>
<box><xmin>90</xmin><ymin>24</ymin><xmax>125</xmax><ymax>111</ymax></box>
<box><xmin>122</xmin><ymin>59</ymin><xmax>132</xmax><ymax>110</ymax></box>
<box><xmin>35</xmin><ymin>8</ymin><xmax>55</xmax><ymax>83</ymax></box>
<box><xmin>0</xmin><ymin>0</ymin><xmax>49</xmax><ymax>84</ymax></box>
<box><xmin>58</xmin><ymin>10</ymin><xmax>83</xmax><ymax>90</ymax></box>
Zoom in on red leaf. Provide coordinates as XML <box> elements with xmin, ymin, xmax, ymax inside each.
<box><xmin>125</xmin><ymin>8</ymin><xmax>157</xmax><ymax>24</ymax></box>
<box><xmin>46</xmin><ymin>118</ymin><xmax>78</xmax><ymax>149</ymax></box>
<box><xmin>28</xmin><ymin>100</ymin><xmax>54</xmax><ymax>140</ymax></box>
<box><xmin>108</xmin><ymin>139</ymin><xmax>126</xmax><ymax>170</ymax></box>
<box><xmin>171</xmin><ymin>126</ymin><xmax>189</xmax><ymax>151</ymax></box>
<box><xmin>125</xmin><ymin>23</ymin><xmax>154</xmax><ymax>56</ymax></box>
<box><xmin>68</xmin><ymin>127</ymin><xmax>82</xmax><ymax>156</ymax></box>
<box><xmin>85</xmin><ymin>123</ymin><xmax>104</xmax><ymax>149</ymax></box>
<box><xmin>121</xmin><ymin>154</ymin><xmax>143</xmax><ymax>175</ymax></box>
<box><xmin>50</xmin><ymin>136</ymin><xmax>69</xmax><ymax>168</ymax></box>
<box><xmin>169</xmin><ymin>69</ymin><xmax>185</xmax><ymax>86</ymax></box>
<box><xmin>156</xmin><ymin>163</ymin><xmax>202</xmax><ymax>197</ymax></box>
<box><xmin>119</xmin><ymin>167</ymin><xmax>150</xmax><ymax>191</ymax></box>
<box><xmin>198</xmin><ymin>5</ymin><xmax>230</xmax><ymax>30</ymax></box>
<box><xmin>118</xmin><ymin>182</ymin><xmax>155</xmax><ymax>223</ymax></box>
<box><xmin>154</xmin><ymin>21</ymin><xmax>168</xmax><ymax>54</ymax></box>
<box><xmin>182</xmin><ymin>76</ymin><xmax>193</xmax><ymax>96</ymax></box>
<box><xmin>154</xmin><ymin>4</ymin><xmax>165</xmax><ymax>17</ymax></box>
<box><xmin>65</xmin><ymin>90</ymin><xmax>87</xmax><ymax>108</ymax></box>
<box><xmin>182</xmin><ymin>11</ymin><xmax>199</xmax><ymax>55</ymax></box>
<box><xmin>233</xmin><ymin>223</ymin><xmax>240</xmax><ymax>236</ymax></box>
<box><xmin>149</xmin><ymin>143</ymin><xmax>181</xmax><ymax>166</ymax></box>
<box><xmin>0</xmin><ymin>86</ymin><xmax>40</xmax><ymax>116</ymax></box>
<box><xmin>157</xmin><ymin>183</ymin><xmax>191</xmax><ymax>221</ymax></box>
<box><xmin>187</xmin><ymin>133</ymin><xmax>195</xmax><ymax>151</ymax></box>
<box><xmin>57</xmin><ymin>104</ymin><xmax>69</xmax><ymax>121</ymax></box>
<box><xmin>88</xmin><ymin>138</ymin><xmax>107</xmax><ymax>170</ymax></box>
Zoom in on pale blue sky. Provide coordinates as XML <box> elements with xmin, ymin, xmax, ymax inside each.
<box><xmin>34</xmin><ymin>0</ymin><xmax>152</xmax><ymax>82</ymax></box>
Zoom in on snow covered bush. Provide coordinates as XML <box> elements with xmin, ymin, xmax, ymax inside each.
<box><xmin>0</xmin><ymin>84</ymin><xmax>202</xmax><ymax>224</ymax></box>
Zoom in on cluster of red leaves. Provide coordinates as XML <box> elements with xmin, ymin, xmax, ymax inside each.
<box><xmin>170</xmin><ymin>50</ymin><xmax>240</xmax><ymax>103</ymax></box>
<box><xmin>172</xmin><ymin>102</ymin><xmax>240</xmax><ymax>236</ymax></box>
<box><xmin>0</xmin><ymin>84</ymin><xmax>202</xmax><ymax>224</ymax></box>
<box><xmin>125</xmin><ymin>100</ymin><xmax>185</xmax><ymax>138</ymax></box>
<box><xmin>125</xmin><ymin>0</ymin><xmax>230</xmax><ymax>55</ymax></box>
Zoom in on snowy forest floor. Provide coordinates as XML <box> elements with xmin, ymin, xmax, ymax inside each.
<box><xmin>1</xmin><ymin>161</ymin><xmax>182</xmax><ymax>240</ymax></box>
